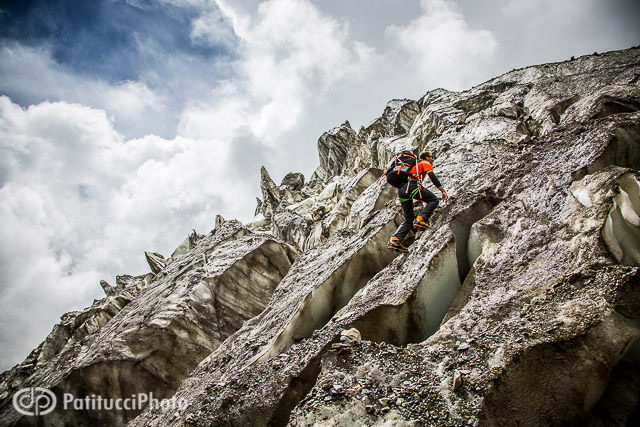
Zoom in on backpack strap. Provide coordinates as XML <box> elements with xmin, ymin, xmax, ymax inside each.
<box><xmin>379</xmin><ymin>154</ymin><xmax>398</xmax><ymax>186</ymax></box>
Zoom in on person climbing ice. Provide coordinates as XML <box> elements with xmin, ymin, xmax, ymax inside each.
<box><xmin>384</xmin><ymin>150</ymin><xmax>448</xmax><ymax>253</ymax></box>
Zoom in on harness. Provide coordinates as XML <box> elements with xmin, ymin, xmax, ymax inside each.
<box><xmin>397</xmin><ymin>160</ymin><xmax>430</xmax><ymax>203</ymax></box>
<box><xmin>398</xmin><ymin>183</ymin><xmax>422</xmax><ymax>202</ymax></box>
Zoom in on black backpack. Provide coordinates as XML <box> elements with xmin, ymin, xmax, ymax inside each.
<box><xmin>384</xmin><ymin>150</ymin><xmax>418</xmax><ymax>188</ymax></box>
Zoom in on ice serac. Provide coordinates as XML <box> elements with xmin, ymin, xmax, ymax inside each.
<box><xmin>259</xmin><ymin>166</ymin><xmax>281</xmax><ymax>220</ymax></box>
<box><xmin>127</xmin><ymin>201</ymin><xmax>402</xmax><ymax>427</ymax></box>
<box><xmin>310</xmin><ymin>121</ymin><xmax>359</xmax><ymax>182</ymax></box>
<box><xmin>3</xmin><ymin>47</ymin><xmax>640</xmax><ymax>427</ymax></box>
<box><xmin>155</xmin><ymin>48</ymin><xmax>640</xmax><ymax>427</ymax></box>
<box><xmin>305</xmin><ymin>168</ymin><xmax>389</xmax><ymax>250</ymax></box>
<box><xmin>0</xmin><ymin>274</ymin><xmax>149</xmax><ymax>404</ymax></box>
<box><xmin>287</xmin><ymin>49</ymin><xmax>640</xmax><ymax>426</ymax></box>
<box><xmin>0</xmin><ymin>221</ymin><xmax>297</xmax><ymax>427</ymax></box>
<box><xmin>365</xmin><ymin>99</ymin><xmax>421</xmax><ymax>140</ymax></box>
<box><xmin>145</xmin><ymin>251</ymin><xmax>166</xmax><ymax>274</ymax></box>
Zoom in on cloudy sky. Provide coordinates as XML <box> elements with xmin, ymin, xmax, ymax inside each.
<box><xmin>0</xmin><ymin>0</ymin><xmax>638</xmax><ymax>371</ymax></box>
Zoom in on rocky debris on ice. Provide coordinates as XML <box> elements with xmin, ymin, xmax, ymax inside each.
<box><xmin>2</xmin><ymin>47</ymin><xmax>640</xmax><ymax>427</ymax></box>
<box><xmin>137</xmin><ymin>47</ymin><xmax>640</xmax><ymax>427</ymax></box>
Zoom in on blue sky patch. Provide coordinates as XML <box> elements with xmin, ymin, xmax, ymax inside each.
<box><xmin>0</xmin><ymin>0</ymin><xmax>234</xmax><ymax>83</ymax></box>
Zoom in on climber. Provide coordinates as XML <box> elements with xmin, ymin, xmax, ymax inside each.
<box><xmin>388</xmin><ymin>150</ymin><xmax>448</xmax><ymax>252</ymax></box>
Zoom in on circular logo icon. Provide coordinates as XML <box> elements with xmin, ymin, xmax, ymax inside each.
<box><xmin>13</xmin><ymin>387</ymin><xmax>57</xmax><ymax>416</ymax></box>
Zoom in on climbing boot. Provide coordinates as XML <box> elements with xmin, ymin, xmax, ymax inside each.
<box><xmin>388</xmin><ymin>237</ymin><xmax>408</xmax><ymax>253</ymax></box>
<box><xmin>412</xmin><ymin>216</ymin><xmax>430</xmax><ymax>231</ymax></box>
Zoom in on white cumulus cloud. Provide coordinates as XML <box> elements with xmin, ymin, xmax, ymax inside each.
<box><xmin>180</xmin><ymin>0</ymin><xmax>375</xmax><ymax>144</ymax></box>
<box><xmin>0</xmin><ymin>96</ymin><xmax>254</xmax><ymax>368</ymax></box>
<box><xmin>386</xmin><ymin>0</ymin><xmax>498</xmax><ymax>91</ymax></box>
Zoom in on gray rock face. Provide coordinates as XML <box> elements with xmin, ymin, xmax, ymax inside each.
<box><xmin>2</xmin><ymin>47</ymin><xmax>640</xmax><ymax>427</ymax></box>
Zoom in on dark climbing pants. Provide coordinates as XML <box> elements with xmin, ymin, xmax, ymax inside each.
<box><xmin>392</xmin><ymin>180</ymin><xmax>439</xmax><ymax>242</ymax></box>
